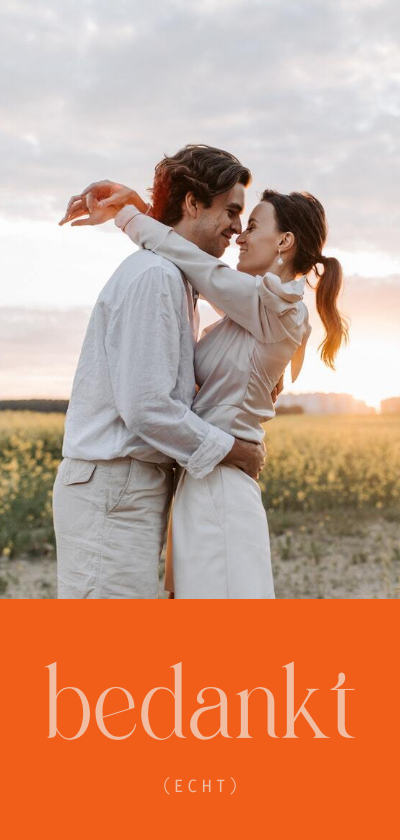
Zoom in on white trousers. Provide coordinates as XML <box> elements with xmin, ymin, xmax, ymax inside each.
<box><xmin>53</xmin><ymin>457</ymin><xmax>173</xmax><ymax>599</ymax></box>
<box><xmin>168</xmin><ymin>465</ymin><xmax>275</xmax><ymax>599</ymax></box>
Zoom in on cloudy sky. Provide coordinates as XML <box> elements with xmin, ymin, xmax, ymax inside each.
<box><xmin>1</xmin><ymin>0</ymin><xmax>399</xmax><ymax>407</ymax></box>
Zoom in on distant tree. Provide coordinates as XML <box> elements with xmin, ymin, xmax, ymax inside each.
<box><xmin>275</xmin><ymin>405</ymin><xmax>304</xmax><ymax>415</ymax></box>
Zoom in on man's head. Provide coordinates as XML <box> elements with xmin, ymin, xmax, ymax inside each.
<box><xmin>150</xmin><ymin>144</ymin><xmax>251</xmax><ymax>257</ymax></box>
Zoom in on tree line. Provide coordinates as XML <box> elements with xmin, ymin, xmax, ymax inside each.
<box><xmin>0</xmin><ymin>399</ymin><xmax>303</xmax><ymax>415</ymax></box>
<box><xmin>0</xmin><ymin>400</ymin><xmax>69</xmax><ymax>413</ymax></box>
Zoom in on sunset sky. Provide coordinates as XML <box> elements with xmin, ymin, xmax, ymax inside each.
<box><xmin>1</xmin><ymin>0</ymin><xmax>399</xmax><ymax>409</ymax></box>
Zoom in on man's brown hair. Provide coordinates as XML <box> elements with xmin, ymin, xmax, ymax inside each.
<box><xmin>150</xmin><ymin>144</ymin><xmax>251</xmax><ymax>225</ymax></box>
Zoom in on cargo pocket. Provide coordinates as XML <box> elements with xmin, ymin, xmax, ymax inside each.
<box><xmin>61</xmin><ymin>458</ymin><xmax>97</xmax><ymax>485</ymax></box>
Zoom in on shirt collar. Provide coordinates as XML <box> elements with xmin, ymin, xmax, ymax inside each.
<box><xmin>263</xmin><ymin>272</ymin><xmax>306</xmax><ymax>302</ymax></box>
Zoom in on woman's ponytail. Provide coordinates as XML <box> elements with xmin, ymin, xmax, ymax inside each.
<box><xmin>260</xmin><ymin>190</ymin><xmax>349</xmax><ymax>370</ymax></box>
<box><xmin>314</xmin><ymin>256</ymin><xmax>349</xmax><ymax>369</ymax></box>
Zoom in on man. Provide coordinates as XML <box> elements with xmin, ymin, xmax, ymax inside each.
<box><xmin>54</xmin><ymin>144</ymin><xmax>266</xmax><ymax>599</ymax></box>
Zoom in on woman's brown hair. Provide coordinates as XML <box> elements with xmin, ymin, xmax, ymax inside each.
<box><xmin>261</xmin><ymin>189</ymin><xmax>349</xmax><ymax>369</ymax></box>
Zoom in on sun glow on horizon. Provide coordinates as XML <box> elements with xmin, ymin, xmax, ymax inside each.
<box><xmin>293</xmin><ymin>337</ymin><xmax>400</xmax><ymax>410</ymax></box>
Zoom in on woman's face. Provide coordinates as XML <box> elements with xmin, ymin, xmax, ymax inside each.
<box><xmin>236</xmin><ymin>201</ymin><xmax>284</xmax><ymax>276</ymax></box>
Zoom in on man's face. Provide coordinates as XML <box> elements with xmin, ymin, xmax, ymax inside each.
<box><xmin>191</xmin><ymin>183</ymin><xmax>246</xmax><ymax>257</ymax></box>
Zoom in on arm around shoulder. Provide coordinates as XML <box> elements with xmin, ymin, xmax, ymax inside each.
<box><xmin>115</xmin><ymin>210</ymin><xmax>277</xmax><ymax>342</ymax></box>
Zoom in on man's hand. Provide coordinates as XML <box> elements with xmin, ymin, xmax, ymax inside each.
<box><xmin>58</xmin><ymin>180</ymin><xmax>148</xmax><ymax>227</ymax></box>
<box><xmin>271</xmin><ymin>373</ymin><xmax>284</xmax><ymax>404</ymax></box>
<box><xmin>221</xmin><ymin>438</ymin><xmax>266</xmax><ymax>480</ymax></box>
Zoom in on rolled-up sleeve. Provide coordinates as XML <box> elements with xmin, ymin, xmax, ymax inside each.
<box><xmin>105</xmin><ymin>265</ymin><xmax>234</xmax><ymax>478</ymax></box>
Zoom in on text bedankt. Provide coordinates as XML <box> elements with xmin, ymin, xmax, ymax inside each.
<box><xmin>45</xmin><ymin>661</ymin><xmax>355</xmax><ymax>740</ymax></box>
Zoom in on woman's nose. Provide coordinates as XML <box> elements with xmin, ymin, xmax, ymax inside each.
<box><xmin>236</xmin><ymin>232</ymin><xmax>245</xmax><ymax>245</ymax></box>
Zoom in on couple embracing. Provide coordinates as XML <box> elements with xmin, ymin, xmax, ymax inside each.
<box><xmin>53</xmin><ymin>144</ymin><xmax>348</xmax><ymax>600</ymax></box>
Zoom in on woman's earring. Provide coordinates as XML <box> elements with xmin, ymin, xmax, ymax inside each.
<box><xmin>277</xmin><ymin>249</ymin><xmax>283</xmax><ymax>266</ymax></box>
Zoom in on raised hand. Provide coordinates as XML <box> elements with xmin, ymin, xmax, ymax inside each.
<box><xmin>59</xmin><ymin>196</ymin><xmax>119</xmax><ymax>227</ymax></box>
<box><xmin>59</xmin><ymin>180</ymin><xmax>149</xmax><ymax>227</ymax></box>
<box><xmin>59</xmin><ymin>180</ymin><xmax>117</xmax><ymax>226</ymax></box>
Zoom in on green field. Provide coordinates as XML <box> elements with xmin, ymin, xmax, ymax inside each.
<box><xmin>1</xmin><ymin>411</ymin><xmax>400</xmax><ymax>600</ymax></box>
<box><xmin>0</xmin><ymin>411</ymin><xmax>64</xmax><ymax>558</ymax></box>
<box><xmin>261</xmin><ymin>413</ymin><xmax>400</xmax><ymax>516</ymax></box>
<box><xmin>1</xmin><ymin>411</ymin><xmax>399</xmax><ymax>562</ymax></box>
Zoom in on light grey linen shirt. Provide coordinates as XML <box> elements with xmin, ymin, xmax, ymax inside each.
<box><xmin>115</xmin><ymin>207</ymin><xmax>311</xmax><ymax>445</ymax></box>
<box><xmin>63</xmin><ymin>247</ymin><xmax>234</xmax><ymax>479</ymax></box>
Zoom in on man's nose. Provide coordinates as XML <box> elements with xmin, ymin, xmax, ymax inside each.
<box><xmin>231</xmin><ymin>217</ymin><xmax>242</xmax><ymax>235</ymax></box>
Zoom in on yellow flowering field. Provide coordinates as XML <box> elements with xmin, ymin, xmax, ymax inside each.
<box><xmin>0</xmin><ymin>411</ymin><xmax>399</xmax><ymax>559</ymax></box>
<box><xmin>0</xmin><ymin>412</ymin><xmax>65</xmax><ymax>558</ymax></box>
<box><xmin>261</xmin><ymin>413</ymin><xmax>400</xmax><ymax>514</ymax></box>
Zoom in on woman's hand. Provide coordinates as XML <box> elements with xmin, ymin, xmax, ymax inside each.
<box><xmin>271</xmin><ymin>373</ymin><xmax>284</xmax><ymax>403</ymax></box>
<box><xmin>59</xmin><ymin>180</ymin><xmax>149</xmax><ymax>227</ymax></box>
<box><xmin>59</xmin><ymin>196</ymin><xmax>119</xmax><ymax>227</ymax></box>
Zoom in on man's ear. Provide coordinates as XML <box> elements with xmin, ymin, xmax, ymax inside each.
<box><xmin>183</xmin><ymin>192</ymin><xmax>199</xmax><ymax>219</ymax></box>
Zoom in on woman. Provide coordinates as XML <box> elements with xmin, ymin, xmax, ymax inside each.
<box><xmin>61</xmin><ymin>185</ymin><xmax>348</xmax><ymax>599</ymax></box>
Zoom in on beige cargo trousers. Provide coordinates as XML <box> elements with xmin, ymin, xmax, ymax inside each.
<box><xmin>53</xmin><ymin>456</ymin><xmax>174</xmax><ymax>599</ymax></box>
